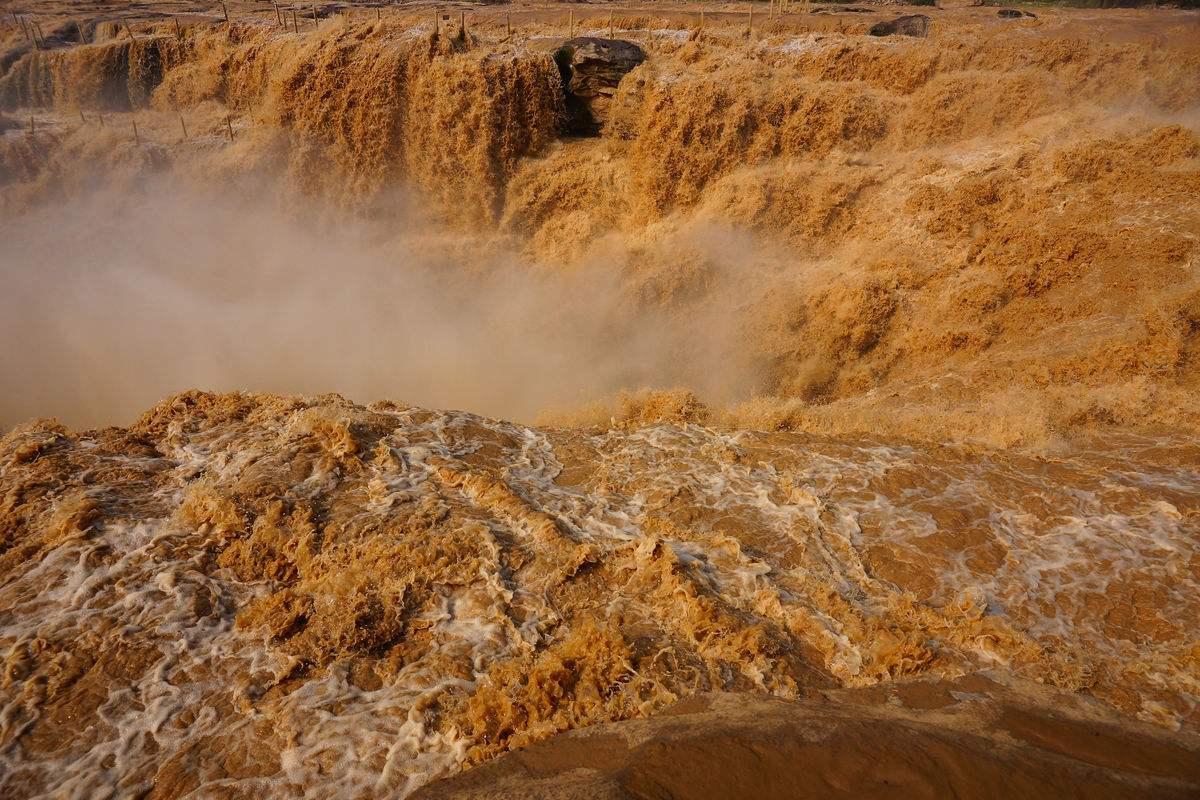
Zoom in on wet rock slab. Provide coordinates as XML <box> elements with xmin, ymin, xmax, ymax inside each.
<box><xmin>416</xmin><ymin>676</ymin><xmax>1200</xmax><ymax>800</ymax></box>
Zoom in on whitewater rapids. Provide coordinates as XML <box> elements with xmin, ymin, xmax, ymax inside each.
<box><xmin>1</xmin><ymin>391</ymin><xmax>1196</xmax><ymax>796</ymax></box>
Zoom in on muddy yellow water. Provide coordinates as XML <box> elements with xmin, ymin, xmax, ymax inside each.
<box><xmin>1</xmin><ymin>392</ymin><xmax>1197</xmax><ymax>796</ymax></box>
<box><xmin>1</xmin><ymin>1</ymin><xmax>1199</xmax><ymax>797</ymax></box>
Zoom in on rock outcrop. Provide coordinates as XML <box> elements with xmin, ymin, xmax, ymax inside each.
<box><xmin>868</xmin><ymin>14</ymin><xmax>932</xmax><ymax>37</ymax></box>
<box><xmin>554</xmin><ymin>37</ymin><xmax>647</xmax><ymax>135</ymax></box>
<box><xmin>415</xmin><ymin>683</ymin><xmax>1200</xmax><ymax>800</ymax></box>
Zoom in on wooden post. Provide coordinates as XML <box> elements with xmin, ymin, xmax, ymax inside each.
<box><xmin>748</xmin><ymin>4</ymin><xmax>753</xmax><ymax>40</ymax></box>
<box><xmin>226</xmin><ymin>115</ymin><xmax>235</xmax><ymax>142</ymax></box>
<box><xmin>274</xmin><ymin>3</ymin><xmax>282</xmax><ymax>26</ymax></box>
<box><xmin>312</xmin><ymin>6</ymin><xmax>318</xmax><ymax>28</ymax></box>
<box><xmin>178</xmin><ymin>112</ymin><xmax>188</xmax><ymax>140</ymax></box>
<box><xmin>29</xmin><ymin>116</ymin><xmax>35</xmax><ymax>137</ymax></box>
<box><xmin>79</xmin><ymin>108</ymin><xmax>86</xmax><ymax>124</ymax></box>
<box><xmin>700</xmin><ymin>10</ymin><xmax>705</xmax><ymax>30</ymax></box>
<box><xmin>292</xmin><ymin>9</ymin><xmax>299</xmax><ymax>33</ymax></box>
<box><xmin>175</xmin><ymin>17</ymin><xmax>183</xmax><ymax>38</ymax></box>
<box><xmin>220</xmin><ymin>2</ymin><xmax>229</xmax><ymax>24</ymax></box>
<box><xmin>132</xmin><ymin>117</ymin><xmax>140</xmax><ymax>145</ymax></box>
<box><xmin>609</xmin><ymin>12</ymin><xmax>613</xmax><ymax>38</ymax></box>
<box><xmin>433</xmin><ymin>8</ymin><xmax>438</xmax><ymax>38</ymax></box>
<box><xmin>123</xmin><ymin>18</ymin><xmax>135</xmax><ymax>40</ymax></box>
<box><xmin>376</xmin><ymin>7</ymin><xmax>381</xmax><ymax>21</ymax></box>
<box><xmin>568</xmin><ymin>10</ymin><xmax>573</xmax><ymax>38</ymax></box>
<box><xmin>506</xmin><ymin>13</ymin><xmax>511</xmax><ymax>37</ymax></box>
<box><xmin>76</xmin><ymin>19</ymin><xmax>86</xmax><ymax>44</ymax></box>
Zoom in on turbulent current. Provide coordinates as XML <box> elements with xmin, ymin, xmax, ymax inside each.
<box><xmin>1</xmin><ymin>2</ymin><xmax>1200</xmax><ymax>798</ymax></box>
<box><xmin>1</xmin><ymin>393</ymin><xmax>1197</xmax><ymax>796</ymax></box>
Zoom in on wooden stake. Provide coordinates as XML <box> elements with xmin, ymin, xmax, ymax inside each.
<box><xmin>506</xmin><ymin>13</ymin><xmax>511</xmax><ymax>37</ymax></box>
<box><xmin>79</xmin><ymin>108</ymin><xmax>86</xmax><ymax>124</ymax></box>
<box><xmin>123</xmin><ymin>18</ymin><xmax>135</xmax><ymax>40</ymax></box>
<box><xmin>220</xmin><ymin>2</ymin><xmax>229</xmax><ymax>24</ymax></box>
<box><xmin>609</xmin><ymin>12</ymin><xmax>613</xmax><ymax>38</ymax></box>
<box><xmin>29</xmin><ymin>116</ymin><xmax>35</xmax><ymax>137</ymax></box>
<box><xmin>132</xmin><ymin>117</ymin><xmax>140</xmax><ymax>145</ymax></box>
<box><xmin>175</xmin><ymin>17</ymin><xmax>183</xmax><ymax>38</ymax></box>
<box><xmin>292</xmin><ymin>9</ymin><xmax>299</xmax><ymax>34</ymax></box>
<box><xmin>376</xmin><ymin>8</ymin><xmax>381</xmax><ymax>21</ymax></box>
<box><xmin>178</xmin><ymin>111</ymin><xmax>188</xmax><ymax>140</ymax></box>
<box><xmin>274</xmin><ymin>3</ymin><xmax>282</xmax><ymax>26</ymax></box>
<box><xmin>700</xmin><ymin>10</ymin><xmax>705</xmax><ymax>30</ymax></box>
<box><xmin>433</xmin><ymin>8</ymin><xmax>438</xmax><ymax>38</ymax></box>
<box><xmin>226</xmin><ymin>115</ymin><xmax>235</xmax><ymax>142</ymax></box>
<box><xmin>18</xmin><ymin>16</ymin><xmax>29</xmax><ymax>44</ymax></box>
<box><xmin>748</xmin><ymin>4</ymin><xmax>753</xmax><ymax>40</ymax></box>
<box><xmin>312</xmin><ymin>6</ymin><xmax>318</xmax><ymax>29</ymax></box>
<box><xmin>33</xmin><ymin>21</ymin><xmax>45</xmax><ymax>49</ymax></box>
<box><xmin>76</xmin><ymin>19</ymin><xmax>85</xmax><ymax>44</ymax></box>
<box><xmin>459</xmin><ymin>10</ymin><xmax>465</xmax><ymax>39</ymax></box>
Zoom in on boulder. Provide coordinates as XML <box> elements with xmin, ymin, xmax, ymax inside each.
<box><xmin>868</xmin><ymin>14</ymin><xmax>931</xmax><ymax>37</ymax></box>
<box><xmin>553</xmin><ymin>37</ymin><xmax>647</xmax><ymax>136</ymax></box>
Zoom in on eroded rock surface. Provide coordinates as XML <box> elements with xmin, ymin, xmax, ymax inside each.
<box><xmin>554</xmin><ymin>37</ymin><xmax>647</xmax><ymax>135</ymax></box>
<box><xmin>869</xmin><ymin>14</ymin><xmax>932</xmax><ymax>37</ymax></box>
<box><xmin>416</xmin><ymin>679</ymin><xmax>1200</xmax><ymax>800</ymax></box>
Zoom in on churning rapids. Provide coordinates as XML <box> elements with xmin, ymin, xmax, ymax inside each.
<box><xmin>1</xmin><ymin>393</ymin><xmax>1197</xmax><ymax>796</ymax></box>
<box><xmin>2</xmin><ymin>1</ymin><xmax>1200</xmax><ymax>798</ymax></box>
